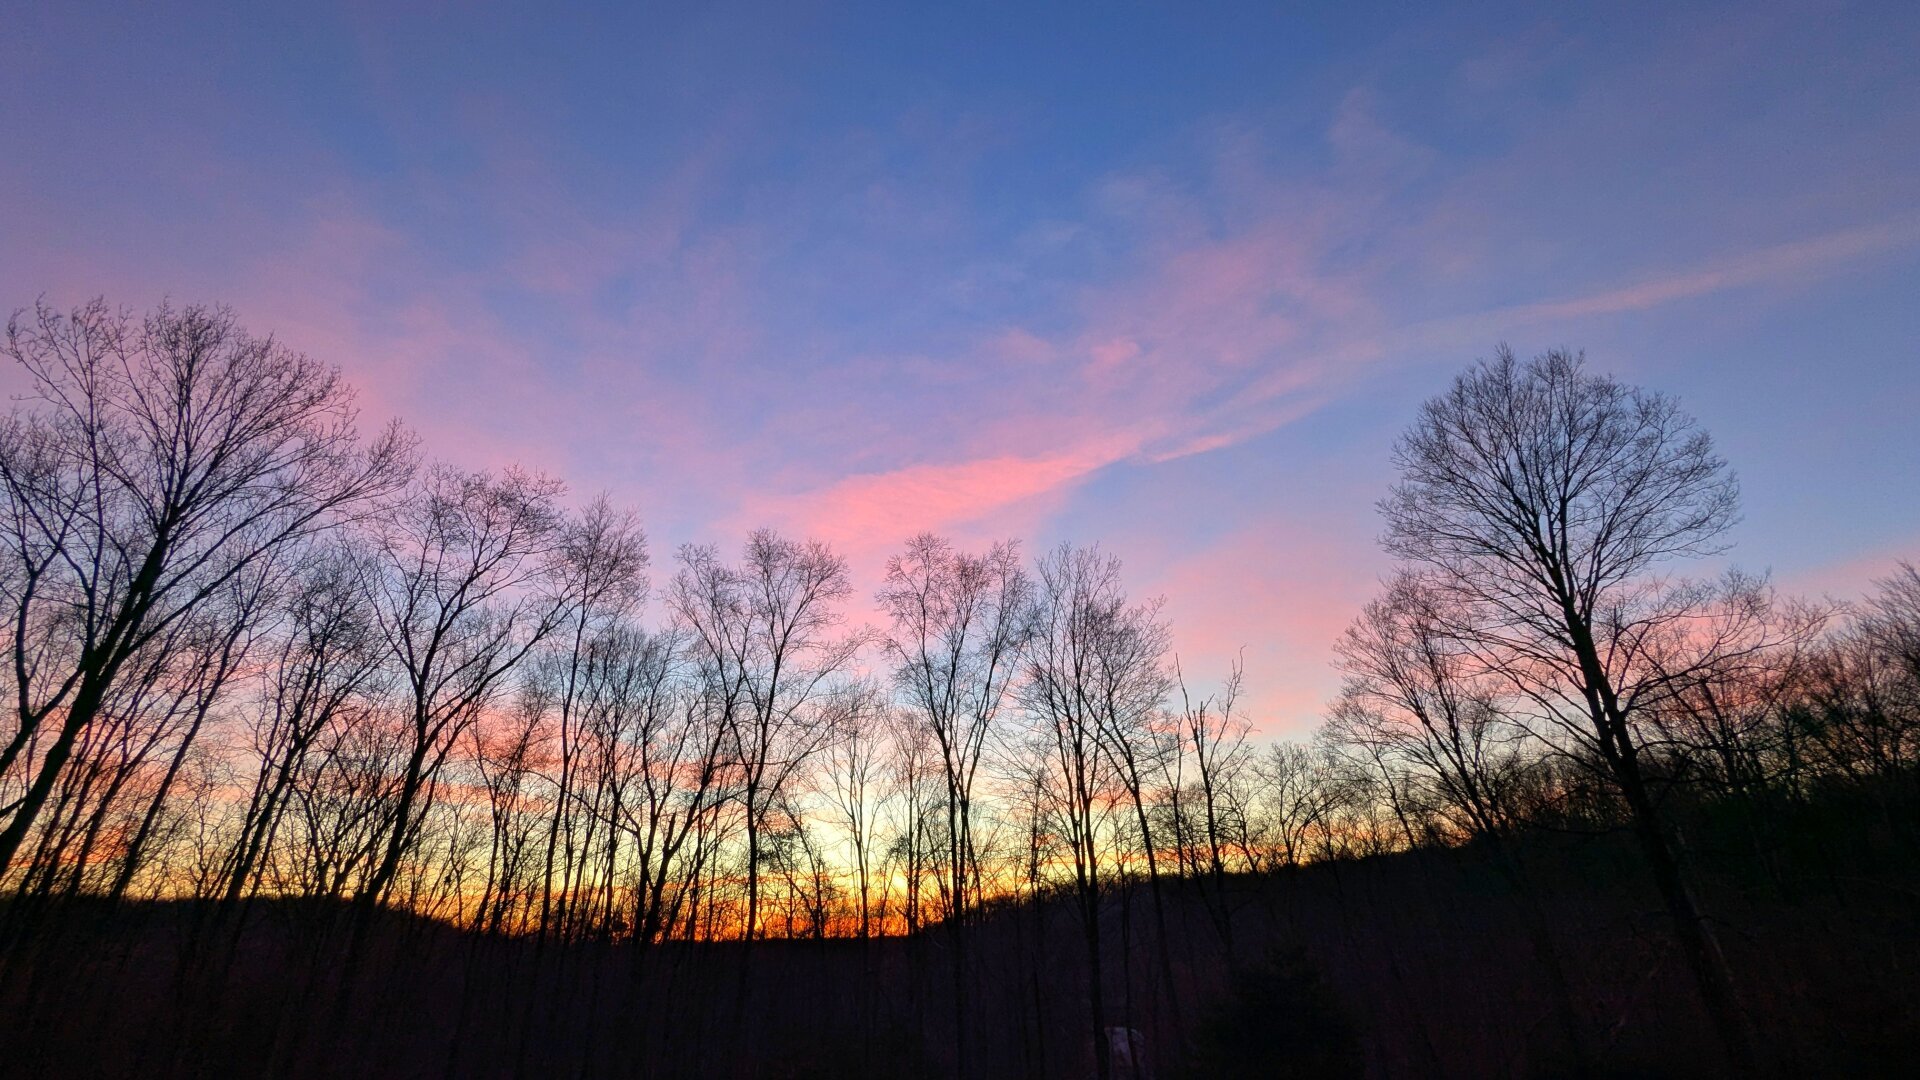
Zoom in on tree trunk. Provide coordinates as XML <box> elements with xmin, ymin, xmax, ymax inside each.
<box><xmin>0</xmin><ymin>677</ymin><xmax>107</xmax><ymax>877</ymax></box>
<box><xmin>1618</xmin><ymin>756</ymin><xmax>1761</xmax><ymax>1073</ymax></box>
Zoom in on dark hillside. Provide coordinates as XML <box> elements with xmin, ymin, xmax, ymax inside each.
<box><xmin>3</xmin><ymin>795</ymin><xmax>1914</xmax><ymax>1079</ymax></box>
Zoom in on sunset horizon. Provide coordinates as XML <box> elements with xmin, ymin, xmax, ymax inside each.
<box><xmin>2</xmin><ymin>3</ymin><xmax>1916</xmax><ymax>1078</ymax></box>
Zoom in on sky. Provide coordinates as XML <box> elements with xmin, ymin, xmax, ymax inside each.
<box><xmin>3</xmin><ymin>1</ymin><xmax>1918</xmax><ymax>736</ymax></box>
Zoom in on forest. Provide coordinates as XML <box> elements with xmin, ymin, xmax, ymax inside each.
<box><xmin>0</xmin><ymin>300</ymin><xmax>1914</xmax><ymax>1078</ymax></box>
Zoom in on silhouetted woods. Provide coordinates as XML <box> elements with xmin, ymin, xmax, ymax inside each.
<box><xmin>1</xmin><ymin>303</ymin><xmax>1915</xmax><ymax>1077</ymax></box>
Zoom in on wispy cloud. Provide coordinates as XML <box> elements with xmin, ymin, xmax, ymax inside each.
<box><xmin>735</xmin><ymin>438</ymin><xmax>1137</xmax><ymax>567</ymax></box>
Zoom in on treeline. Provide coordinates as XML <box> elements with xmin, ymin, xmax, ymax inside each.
<box><xmin>0</xmin><ymin>302</ymin><xmax>1915</xmax><ymax>1076</ymax></box>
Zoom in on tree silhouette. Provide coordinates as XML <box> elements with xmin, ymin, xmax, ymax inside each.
<box><xmin>1380</xmin><ymin>346</ymin><xmax>1762</xmax><ymax>1070</ymax></box>
<box><xmin>0</xmin><ymin>300</ymin><xmax>410</xmax><ymax>886</ymax></box>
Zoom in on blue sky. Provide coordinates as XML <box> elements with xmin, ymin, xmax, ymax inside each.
<box><xmin>3</xmin><ymin>0</ymin><xmax>1917</xmax><ymax>732</ymax></box>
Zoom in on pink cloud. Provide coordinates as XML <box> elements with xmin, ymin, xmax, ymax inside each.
<box><xmin>734</xmin><ymin>437</ymin><xmax>1137</xmax><ymax>567</ymax></box>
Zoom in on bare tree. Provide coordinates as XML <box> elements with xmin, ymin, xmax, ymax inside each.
<box><xmin>1238</xmin><ymin>741</ymin><xmax>1342</xmax><ymax>870</ymax></box>
<box><xmin>1328</xmin><ymin>573</ymin><xmax>1527</xmax><ymax>845</ymax></box>
<box><xmin>1073</xmin><ymin>557</ymin><xmax>1185</xmax><ymax>1045</ymax></box>
<box><xmin>669</xmin><ymin>530</ymin><xmax>856</xmax><ymax>944</ymax></box>
<box><xmin>1380</xmin><ymin>346</ymin><xmax>1763</xmax><ymax>1069</ymax></box>
<box><xmin>1169</xmin><ymin>655</ymin><xmax>1252</xmax><ymax>945</ymax></box>
<box><xmin>532</xmin><ymin>498</ymin><xmax>648</xmax><ymax>941</ymax></box>
<box><xmin>588</xmin><ymin>626</ymin><xmax>731</xmax><ymax>952</ymax></box>
<box><xmin>16</xmin><ymin>574</ymin><xmax>264</xmax><ymax>906</ymax></box>
<box><xmin>877</xmin><ymin>533</ymin><xmax>1030</xmax><ymax>1075</ymax></box>
<box><xmin>471</xmin><ymin>694</ymin><xmax>547</xmax><ymax>934</ymax></box>
<box><xmin>816</xmin><ymin>681</ymin><xmax>889</xmax><ymax>939</ymax></box>
<box><xmin>1328</xmin><ymin>570</ymin><xmax>1591</xmax><ymax>1069</ymax></box>
<box><xmin>0</xmin><ymin>300</ymin><xmax>411</xmax><ymax>882</ymax></box>
<box><xmin>221</xmin><ymin>545</ymin><xmax>387</xmax><ymax>909</ymax></box>
<box><xmin>882</xmin><ymin>709</ymin><xmax>940</xmax><ymax>935</ymax></box>
<box><xmin>356</xmin><ymin>465</ymin><xmax>567</xmax><ymax>920</ymax></box>
<box><xmin>105</xmin><ymin>562</ymin><xmax>275</xmax><ymax>904</ymax></box>
<box><xmin>1021</xmin><ymin>543</ymin><xmax>1141</xmax><ymax>1080</ymax></box>
<box><xmin>1789</xmin><ymin>564</ymin><xmax>1920</xmax><ymax>841</ymax></box>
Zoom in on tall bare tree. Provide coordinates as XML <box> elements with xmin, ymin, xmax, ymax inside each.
<box><xmin>1380</xmin><ymin>346</ymin><xmax>1763</xmax><ymax>1069</ymax></box>
<box><xmin>669</xmin><ymin>530</ymin><xmax>855</xmax><ymax>944</ymax></box>
<box><xmin>877</xmin><ymin>533</ymin><xmax>1030</xmax><ymax>1076</ymax></box>
<box><xmin>1075</xmin><ymin>559</ymin><xmax>1184</xmax><ymax>1044</ymax></box>
<box><xmin>357</xmin><ymin>465</ymin><xmax>567</xmax><ymax>918</ymax></box>
<box><xmin>533</xmin><ymin>498</ymin><xmax>648</xmax><ymax>941</ymax></box>
<box><xmin>883</xmin><ymin>709</ymin><xmax>940</xmax><ymax>935</ymax></box>
<box><xmin>816</xmin><ymin>682</ymin><xmax>889</xmax><ymax>940</ymax></box>
<box><xmin>1020</xmin><ymin>543</ymin><xmax>1134</xmax><ymax>1080</ymax></box>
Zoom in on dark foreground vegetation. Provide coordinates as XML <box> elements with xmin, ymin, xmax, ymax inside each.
<box><xmin>2</xmin><ymin>301</ymin><xmax>1916</xmax><ymax>1076</ymax></box>
<box><xmin>4</xmin><ymin>793</ymin><xmax>1916</xmax><ymax>1079</ymax></box>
